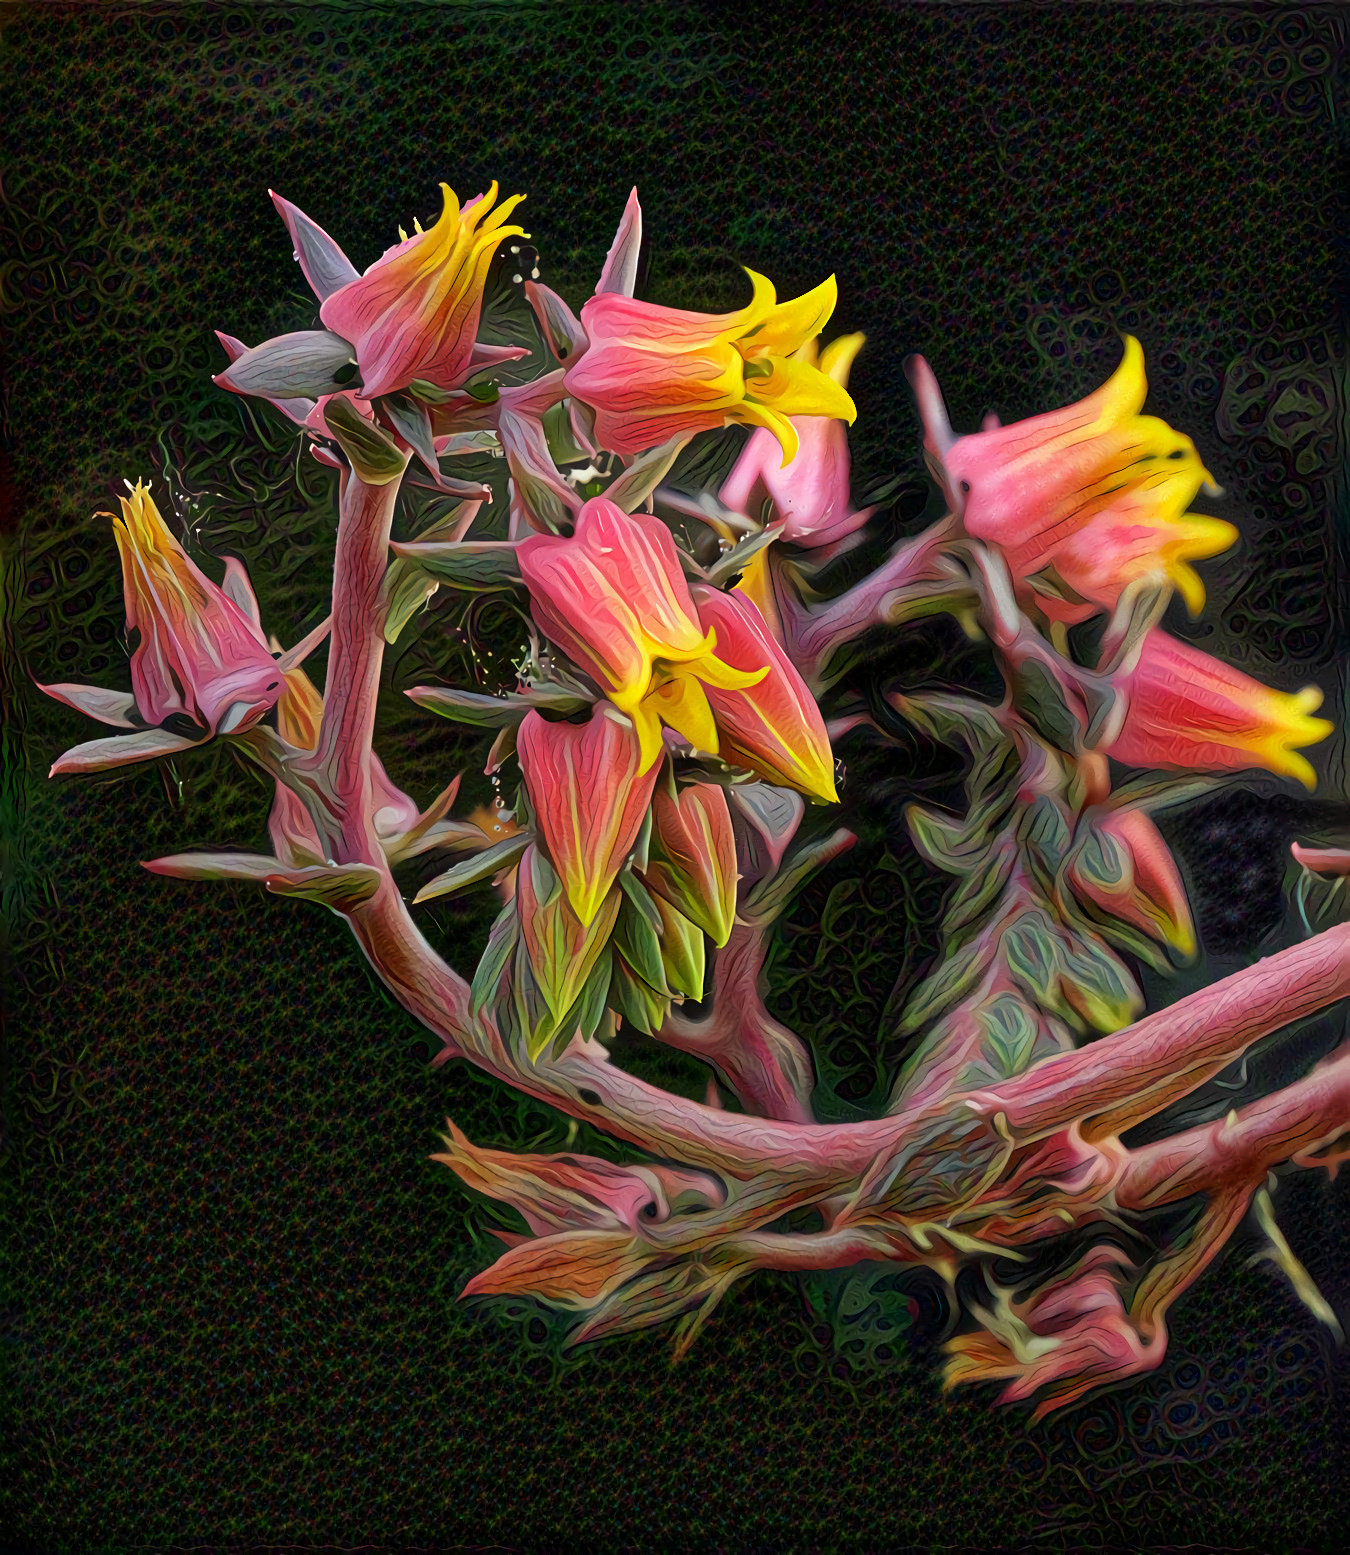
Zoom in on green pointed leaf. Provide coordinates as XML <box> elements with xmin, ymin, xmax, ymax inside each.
<box><xmin>545</xmin><ymin>945</ymin><xmax>615</xmax><ymax>1060</ymax></box>
<box><xmin>896</xmin><ymin>940</ymin><xmax>988</xmax><ymax>1035</ymax></box>
<box><xmin>323</xmin><ymin>396</ymin><xmax>409</xmax><ymax>485</ymax></box>
<box><xmin>405</xmin><ymin>684</ymin><xmax>591</xmax><ymax>728</ymax></box>
<box><xmin>414</xmin><ymin>832</ymin><xmax>530</xmax><ymax>903</ymax></box>
<box><xmin>609</xmin><ymin>952</ymin><xmax>670</xmax><ymax>1036</ymax></box>
<box><xmin>1010</xmin><ymin>660</ymin><xmax>1080</xmax><ymax>751</ymax></box>
<box><xmin>604</xmin><ymin>433</ymin><xmax>692</xmax><ymax>515</ymax></box>
<box><xmin>704</xmin><ymin>521</ymin><xmax>784</xmax><ymax>588</ymax></box>
<box><xmin>1059</xmin><ymin>938</ymin><xmax>1141</xmax><ymax>1033</ymax></box>
<box><xmin>408</xmin><ymin>377</ymin><xmax>456</xmax><ymax>405</ymax></box>
<box><xmin>514</xmin><ymin>945</ymin><xmax>560</xmax><ymax>1062</ymax></box>
<box><xmin>378</xmin><ymin>392</ymin><xmax>438</xmax><ymax>474</ymax></box>
<box><xmin>653</xmin><ymin>895</ymin><xmax>706</xmax><ymax>1002</ymax></box>
<box><xmin>1001</xmin><ymin>911</ymin><xmax>1062</xmax><ymax>1012</ymax></box>
<box><xmin>944</xmin><ymin>837</ymin><xmax>1016</xmax><ymax>935</ymax></box>
<box><xmin>741</xmin><ymin>827</ymin><xmax>856</xmax><ymax>925</ymax></box>
<box><xmin>542</xmin><ymin>399</ymin><xmax>591</xmax><ymax>465</ymax></box>
<box><xmin>388</xmin><ymin>540</ymin><xmax>522</xmax><ymax>591</ymax></box>
<box><xmin>382</xmin><ymin>559</ymin><xmax>440</xmax><ymax>645</ymax></box>
<box><xmin>978</xmin><ymin>994</ymin><xmax>1040</xmax><ymax>1078</ymax></box>
<box><xmin>470</xmin><ymin>899</ymin><xmax>521</xmax><ymax>1015</ymax></box>
<box><xmin>613</xmin><ymin>887</ymin><xmax>669</xmax><ymax>994</ymax></box>
<box><xmin>264</xmin><ymin>864</ymin><xmax>383</xmax><ymax>910</ymax></box>
<box><xmin>906</xmin><ymin>803</ymin><xmax>968</xmax><ymax>873</ymax></box>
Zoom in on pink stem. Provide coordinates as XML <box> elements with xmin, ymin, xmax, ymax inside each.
<box><xmin>1117</xmin><ymin>1039</ymin><xmax>1350</xmax><ymax>1211</ymax></box>
<box><xmin>294</xmin><ymin>468</ymin><xmax>405</xmax><ymax>864</ymax></box>
<box><xmin>968</xmin><ymin>923</ymin><xmax>1350</xmax><ymax>1144</ymax></box>
<box><xmin>303</xmin><ymin>456</ymin><xmax>1350</xmax><ymax>1235</ymax></box>
<box><xmin>659</xmin><ymin>921</ymin><xmax>816</xmax><ymax>1123</ymax></box>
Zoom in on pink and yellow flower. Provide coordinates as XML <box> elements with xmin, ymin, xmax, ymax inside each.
<box><xmin>690</xmin><ymin>583</ymin><xmax>837</xmax><ymax>802</ymax></box>
<box><xmin>642</xmin><ymin>781</ymin><xmax>738</xmax><ymax>948</ymax></box>
<box><xmin>719</xmin><ymin>332</ymin><xmax>869</xmax><ymax>546</ymax></box>
<box><xmin>516</xmin><ymin>704</ymin><xmax>661</xmax><ymax>928</ymax></box>
<box><xmin>940</xmin><ymin>337</ymin><xmax>1224</xmax><ymax>605</ymax></box>
<box><xmin>1032</xmin><ymin>489</ymin><xmax>1237</xmax><ymax>621</ymax></box>
<box><xmin>1105</xmin><ymin>631</ymin><xmax>1332</xmax><ymax>790</ymax></box>
<box><xmin>318</xmin><ymin>181</ymin><xmax>527</xmax><ymax>399</ymax></box>
<box><xmin>563</xmin><ymin>272</ymin><xmax>857</xmax><ymax>463</ymax></box>
<box><xmin>518</xmin><ymin>497</ymin><xmax>837</xmax><ymax>799</ymax></box>
<box><xmin>111</xmin><ymin>480</ymin><xmax>283</xmax><ymax>737</ymax></box>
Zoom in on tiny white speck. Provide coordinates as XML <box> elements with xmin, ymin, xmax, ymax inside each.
<box><xmin>510</xmin><ymin>245</ymin><xmax>520</xmax><ymax>254</ymax></box>
<box><xmin>512</xmin><ymin>273</ymin><xmax>522</xmax><ymax>284</ymax></box>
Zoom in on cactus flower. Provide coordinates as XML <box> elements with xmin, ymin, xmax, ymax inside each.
<box><xmin>519</xmin><ymin>498</ymin><xmax>836</xmax><ymax>799</ymax></box>
<box><xmin>719</xmin><ymin>332</ymin><xmax>870</xmax><ymax>546</ymax></box>
<box><xmin>111</xmin><ymin>480</ymin><xmax>283</xmax><ymax>737</ymax></box>
<box><xmin>939</xmin><ymin>338</ymin><xmax>1220</xmax><ymax>579</ymax></box>
<box><xmin>518</xmin><ymin>498</ymin><xmax>765</xmax><ymax>774</ymax></box>
<box><xmin>1105</xmin><ymin>631</ymin><xmax>1333</xmax><ymax>790</ymax></box>
<box><xmin>563</xmin><ymin>271</ymin><xmax>857</xmax><ymax>463</ymax></box>
<box><xmin>691</xmin><ymin>584</ymin><xmax>838</xmax><ymax>803</ymax></box>
<box><xmin>317</xmin><ymin>181</ymin><xmax>527</xmax><ymax>399</ymax></box>
<box><xmin>1031</xmin><ymin>493</ymin><xmax>1237</xmax><ymax>621</ymax></box>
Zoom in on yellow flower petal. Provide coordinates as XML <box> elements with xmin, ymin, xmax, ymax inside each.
<box><xmin>647</xmin><ymin>672</ymin><xmax>720</xmax><ymax>755</ymax></box>
<box><xmin>816</xmin><ymin>331</ymin><xmax>865</xmax><ymax>387</ymax></box>
<box><xmin>740</xmin><ymin>272</ymin><xmax>839</xmax><ymax>355</ymax></box>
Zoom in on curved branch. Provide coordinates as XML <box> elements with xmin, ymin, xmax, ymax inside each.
<box><xmin>658</xmin><ymin>920</ymin><xmax>816</xmax><ymax>1123</ymax></box>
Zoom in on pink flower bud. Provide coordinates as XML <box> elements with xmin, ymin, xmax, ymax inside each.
<box><xmin>109</xmin><ymin>481</ymin><xmax>282</xmax><ymax>737</ymax></box>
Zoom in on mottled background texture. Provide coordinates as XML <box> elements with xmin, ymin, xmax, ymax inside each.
<box><xmin>2</xmin><ymin>3</ymin><xmax>1349</xmax><ymax>1551</ymax></box>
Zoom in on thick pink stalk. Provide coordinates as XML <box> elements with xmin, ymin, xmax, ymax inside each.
<box><xmin>1117</xmin><ymin>1040</ymin><xmax>1350</xmax><ymax>1210</ymax></box>
<box><xmin>659</xmin><ymin>921</ymin><xmax>816</xmax><ymax>1123</ymax></box>
<box><xmin>972</xmin><ymin>923</ymin><xmax>1350</xmax><ymax>1143</ymax></box>
<box><xmin>342</xmin><ymin>867</ymin><xmax>1350</xmax><ymax>1200</ymax></box>
<box><xmin>294</xmin><ymin>468</ymin><xmax>404</xmax><ymax>863</ymax></box>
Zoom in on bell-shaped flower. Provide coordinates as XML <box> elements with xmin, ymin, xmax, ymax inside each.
<box><xmin>562</xmin><ymin>270</ymin><xmax>857</xmax><ymax>464</ymax></box>
<box><xmin>518</xmin><ymin>497</ymin><xmax>768</xmax><ymax>774</ymax></box>
<box><xmin>1105</xmin><ymin>631</ymin><xmax>1332</xmax><ymax>790</ymax></box>
<box><xmin>1029</xmin><ymin>485</ymin><xmax>1237</xmax><ymax>622</ymax></box>
<box><xmin>316</xmin><ymin>181</ymin><xmax>527</xmax><ymax>399</ymax></box>
<box><xmin>718</xmin><ymin>332</ymin><xmax>871</xmax><ymax>547</ymax></box>
<box><xmin>116</xmin><ymin>482</ymin><xmax>285</xmax><ymax>736</ymax></box>
<box><xmin>641</xmin><ymin>781</ymin><xmax>738</xmax><ymax>947</ymax></box>
<box><xmin>935</xmin><ymin>338</ymin><xmax>1220</xmax><ymax>576</ymax></box>
<box><xmin>1066</xmin><ymin>808</ymin><xmax>1196</xmax><ymax>958</ymax></box>
<box><xmin>516</xmin><ymin>704</ymin><xmax>662</xmax><ymax>927</ymax></box>
<box><xmin>112</xmin><ymin>480</ymin><xmax>282</xmax><ymax>737</ymax></box>
<box><xmin>41</xmin><ymin>483</ymin><xmax>284</xmax><ymax>774</ymax></box>
<box><xmin>690</xmin><ymin>584</ymin><xmax>838</xmax><ymax>803</ymax></box>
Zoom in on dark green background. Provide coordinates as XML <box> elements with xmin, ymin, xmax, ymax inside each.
<box><xmin>3</xmin><ymin>3</ymin><xmax>1349</xmax><ymax>1551</ymax></box>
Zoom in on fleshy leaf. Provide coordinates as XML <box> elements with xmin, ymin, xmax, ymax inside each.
<box><xmin>50</xmin><ymin>726</ymin><xmax>201</xmax><ymax>776</ymax></box>
<box><xmin>595</xmin><ymin>187</ymin><xmax>643</xmax><ymax>298</ymax></box>
<box><xmin>269</xmin><ymin>190</ymin><xmax>360</xmax><ymax>300</ymax></box>
<box><xmin>389</xmin><ymin>540</ymin><xmax>523</xmax><ymax>591</ymax></box>
<box><xmin>214</xmin><ymin>329</ymin><xmax>359</xmax><ymax>399</ymax></box>
<box><xmin>36</xmin><ymin>680</ymin><xmax>141</xmax><ymax>730</ymax></box>
<box><xmin>414</xmin><ymin>832</ymin><xmax>531</xmax><ymax>903</ymax></box>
